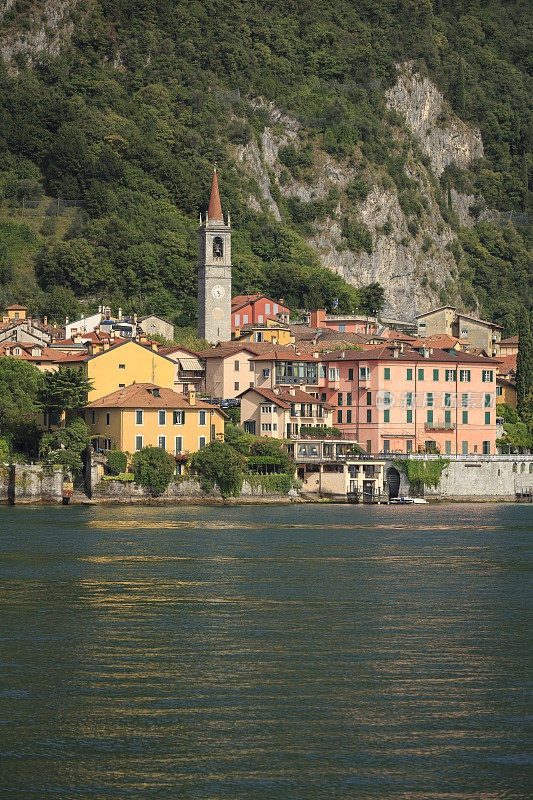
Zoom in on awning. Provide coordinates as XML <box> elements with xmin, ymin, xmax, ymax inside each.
<box><xmin>179</xmin><ymin>357</ymin><xmax>203</xmax><ymax>371</ymax></box>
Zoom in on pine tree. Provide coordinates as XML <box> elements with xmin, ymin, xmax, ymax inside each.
<box><xmin>516</xmin><ymin>308</ymin><xmax>533</xmax><ymax>414</ymax></box>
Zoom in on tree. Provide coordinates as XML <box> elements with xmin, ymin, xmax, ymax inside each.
<box><xmin>358</xmin><ymin>282</ymin><xmax>385</xmax><ymax>315</ymax></box>
<box><xmin>39</xmin><ymin>417</ymin><xmax>91</xmax><ymax>475</ymax></box>
<box><xmin>516</xmin><ymin>308</ymin><xmax>533</xmax><ymax>414</ymax></box>
<box><xmin>189</xmin><ymin>440</ymin><xmax>247</xmax><ymax>497</ymax></box>
<box><xmin>454</xmin><ymin>57</ymin><xmax>466</xmax><ymax>117</ymax></box>
<box><xmin>40</xmin><ymin>368</ymin><xmax>93</xmax><ymax>419</ymax></box>
<box><xmin>0</xmin><ymin>358</ymin><xmax>43</xmax><ymax>437</ymax></box>
<box><xmin>132</xmin><ymin>446</ymin><xmax>175</xmax><ymax>495</ymax></box>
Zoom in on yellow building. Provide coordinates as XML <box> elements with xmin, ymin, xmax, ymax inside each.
<box><xmin>496</xmin><ymin>377</ymin><xmax>517</xmax><ymax>409</ymax></box>
<box><xmin>61</xmin><ymin>339</ymin><xmax>176</xmax><ymax>401</ymax></box>
<box><xmin>2</xmin><ymin>304</ymin><xmax>28</xmax><ymax>322</ymax></box>
<box><xmin>84</xmin><ymin>383</ymin><xmax>226</xmax><ymax>460</ymax></box>
<box><xmin>233</xmin><ymin>319</ymin><xmax>295</xmax><ymax>346</ymax></box>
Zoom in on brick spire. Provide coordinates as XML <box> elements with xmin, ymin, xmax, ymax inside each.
<box><xmin>207</xmin><ymin>167</ymin><xmax>223</xmax><ymax>221</ymax></box>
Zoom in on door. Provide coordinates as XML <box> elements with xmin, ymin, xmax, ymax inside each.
<box><xmin>386</xmin><ymin>467</ymin><xmax>400</xmax><ymax>499</ymax></box>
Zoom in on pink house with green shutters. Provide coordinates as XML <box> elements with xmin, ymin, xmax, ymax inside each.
<box><xmin>319</xmin><ymin>344</ymin><xmax>499</xmax><ymax>456</ymax></box>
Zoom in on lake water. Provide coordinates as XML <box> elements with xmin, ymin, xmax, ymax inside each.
<box><xmin>0</xmin><ymin>503</ymin><xmax>531</xmax><ymax>800</ymax></box>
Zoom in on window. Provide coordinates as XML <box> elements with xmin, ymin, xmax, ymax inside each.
<box><xmin>135</xmin><ymin>435</ymin><xmax>143</xmax><ymax>451</ymax></box>
<box><xmin>462</xmin><ymin>441</ymin><xmax>468</xmax><ymax>454</ymax></box>
<box><xmin>383</xmin><ymin>440</ymin><xmax>390</xmax><ymax>454</ymax></box>
<box><xmin>483</xmin><ymin>441</ymin><xmax>490</xmax><ymax>454</ymax></box>
<box><xmin>91</xmin><ymin>410</ymin><xmax>95</xmax><ymax>425</ymax></box>
<box><xmin>444</xmin><ymin>409</ymin><xmax>451</xmax><ymax>426</ymax></box>
<box><xmin>417</xmin><ymin>368</ymin><xmax>424</xmax><ymax>381</ymax></box>
<box><xmin>173</xmin><ymin>410</ymin><xmax>184</xmax><ymax>425</ymax></box>
<box><xmin>348</xmin><ymin>368</ymin><xmax>353</xmax><ymax>381</ymax></box>
<box><xmin>384</xmin><ymin>409</ymin><xmax>390</xmax><ymax>423</ymax></box>
<box><xmin>265</xmin><ymin>303</ymin><xmax>270</xmax><ymax>314</ymax></box>
<box><xmin>406</xmin><ymin>368</ymin><xmax>413</xmax><ymax>381</ymax></box>
<box><xmin>273</xmin><ymin>304</ymin><xmax>278</xmax><ymax>314</ymax></box>
<box><xmin>426</xmin><ymin>392</ymin><xmax>433</xmax><ymax>407</ymax></box>
<box><xmin>329</xmin><ymin>367</ymin><xmax>340</xmax><ymax>381</ymax></box>
<box><xmin>135</xmin><ymin>409</ymin><xmax>143</xmax><ymax>425</ymax></box>
<box><xmin>158</xmin><ymin>410</ymin><xmax>166</xmax><ymax>425</ymax></box>
<box><xmin>346</xmin><ymin>392</ymin><xmax>352</xmax><ymax>406</ymax></box>
<box><xmin>445</xmin><ymin>441</ymin><xmax>451</xmax><ymax>454</ymax></box>
<box><xmin>346</xmin><ymin>410</ymin><xmax>352</xmax><ymax>423</ymax></box>
<box><xmin>406</xmin><ymin>440</ymin><xmax>413</xmax><ymax>453</ymax></box>
<box><xmin>158</xmin><ymin>435</ymin><xmax>166</xmax><ymax>450</ymax></box>
<box><xmin>337</xmin><ymin>410</ymin><xmax>343</xmax><ymax>424</ymax></box>
<box><xmin>461</xmin><ymin>393</ymin><xmax>468</xmax><ymax>408</ymax></box>
<box><xmin>484</xmin><ymin>393</ymin><xmax>491</xmax><ymax>408</ymax></box>
<box><xmin>234</xmin><ymin>360</ymin><xmax>240</xmax><ymax>371</ymax></box>
<box><xmin>337</xmin><ymin>393</ymin><xmax>343</xmax><ymax>406</ymax></box>
<box><xmin>321</xmin><ymin>393</ymin><xmax>327</xmax><ymax>402</ymax></box>
<box><xmin>198</xmin><ymin>436</ymin><xmax>207</xmax><ymax>449</ymax></box>
<box><xmin>383</xmin><ymin>392</ymin><xmax>391</xmax><ymax>406</ymax></box>
<box><xmin>366</xmin><ymin>391</ymin><xmax>371</xmax><ymax>405</ymax></box>
<box><xmin>119</xmin><ymin>384</ymin><xmax>125</xmax><ymax>389</ymax></box>
<box><xmin>106</xmin><ymin>412</ymin><xmax>110</xmax><ymax>426</ymax></box>
<box><xmin>384</xmin><ymin>367</ymin><xmax>390</xmax><ymax>380</ymax></box>
<box><xmin>243</xmin><ymin>315</ymin><xmax>248</xmax><ymax>324</ymax></box>
<box><xmin>199</xmin><ymin>410</ymin><xmax>207</xmax><ymax>426</ymax></box>
<box><xmin>406</xmin><ymin>392</ymin><xmax>413</xmax><ymax>407</ymax></box>
<box><xmin>485</xmin><ymin>411</ymin><xmax>491</xmax><ymax>425</ymax></box>
<box><xmin>462</xmin><ymin>410</ymin><xmax>468</xmax><ymax>424</ymax></box>
<box><xmin>118</xmin><ymin>364</ymin><xmax>125</xmax><ymax>369</ymax></box>
<box><xmin>407</xmin><ymin>409</ymin><xmax>412</xmax><ymax>423</ymax></box>
<box><xmin>445</xmin><ymin>369</ymin><xmax>456</xmax><ymax>381</ymax></box>
<box><xmin>175</xmin><ymin>436</ymin><xmax>183</xmax><ymax>455</ymax></box>
<box><xmin>496</xmin><ymin>385</ymin><xmax>502</xmax><ymax>397</ymax></box>
<box><xmin>213</xmin><ymin>236</ymin><xmax>223</xmax><ymax>258</ymax></box>
<box><xmin>482</xmin><ymin>370</ymin><xmax>493</xmax><ymax>382</ymax></box>
<box><xmin>427</xmin><ymin>410</ymin><xmax>433</xmax><ymax>425</ymax></box>
<box><xmin>366</xmin><ymin>409</ymin><xmax>372</xmax><ymax>422</ymax></box>
<box><xmin>262</xmin><ymin>368</ymin><xmax>270</xmax><ymax>378</ymax></box>
<box><xmin>366</xmin><ymin>440</ymin><xmax>372</xmax><ymax>453</ymax></box>
<box><xmin>235</xmin><ymin>315</ymin><xmax>240</xmax><ymax>327</ymax></box>
<box><xmin>234</xmin><ymin>382</ymin><xmax>239</xmax><ymax>391</ymax></box>
<box><xmin>338</xmin><ymin>324</ymin><xmax>346</xmax><ymax>333</ymax></box>
<box><xmin>459</xmin><ymin>369</ymin><xmax>471</xmax><ymax>382</ymax></box>
<box><xmin>258</xmin><ymin>315</ymin><xmax>263</xmax><ymax>323</ymax></box>
<box><xmin>359</xmin><ymin>366</ymin><xmax>370</xmax><ymax>380</ymax></box>
<box><xmin>433</xmin><ymin>369</ymin><xmax>439</xmax><ymax>381</ymax></box>
<box><xmin>444</xmin><ymin>392</ymin><xmax>451</xmax><ymax>407</ymax></box>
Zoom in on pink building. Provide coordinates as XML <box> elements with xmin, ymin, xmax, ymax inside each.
<box><xmin>319</xmin><ymin>344</ymin><xmax>499</xmax><ymax>455</ymax></box>
<box><xmin>231</xmin><ymin>295</ymin><xmax>290</xmax><ymax>332</ymax></box>
<box><xmin>309</xmin><ymin>309</ymin><xmax>379</xmax><ymax>335</ymax></box>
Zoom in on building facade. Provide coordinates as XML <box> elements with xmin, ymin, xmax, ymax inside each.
<box><xmin>239</xmin><ymin>386</ymin><xmax>333</xmax><ymax>438</ymax></box>
<box><xmin>231</xmin><ymin>294</ymin><xmax>290</xmax><ymax>332</ymax></box>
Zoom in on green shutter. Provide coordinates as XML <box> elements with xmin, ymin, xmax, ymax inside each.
<box><xmin>407</xmin><ymin>409</ymin><xmax>412</xmax><ymax>423</ymax></box>
<box><xmin>433</xmin><ymin>369</ymin><xmax>439</xmax><ymax>381</ymax></box>
<box><xmin>418</xmin><ymin>368</ymin><xmax>424</xmax><ymax>380</ymax></box>
<box><xmin>427</xmin><ymin>410</ymin><xmax>433</xmax><ymax>425</ymax></box>
<box><xmin>485</xmin><ymin>411</ymin><xmax>491</xmax><ymax>424</ymax></box>
<box><xmin>384</xmin><ymin>367</ymin><xmax>390</xmax><ymax>380</ymax></box>
<box><xmin>384</xmin><ymin>409</ymin><xmax>390</xmax><ymax>422</ymax></box>
<box><xmin>406</xmin><ymin>368</ymin><xmax>413</xmax><ymax>380</ymax></box>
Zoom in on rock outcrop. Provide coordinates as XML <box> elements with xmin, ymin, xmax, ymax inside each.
<box><xmin>0</xmin><ymin>0</ymin><xmax>79</xmax><ymax>68</ymax></box>
<box><xmin>386</xmin><ymin>62</ymin><xmax>484</xmax><ymax>177</ymax></box>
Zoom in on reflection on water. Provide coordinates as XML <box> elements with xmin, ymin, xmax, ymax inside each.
<box><xmin>0</xmin><ymin>503</ymin><xmax>531</xmax><ymax>800</ymax></box>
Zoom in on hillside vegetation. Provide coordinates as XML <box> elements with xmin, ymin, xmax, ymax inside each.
<box><xmin>0</xmin><ymin>0</ymin><xmax>531</xmax><ymax>331</ymax></box>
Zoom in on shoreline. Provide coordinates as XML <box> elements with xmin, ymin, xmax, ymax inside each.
<box><xmin>0</xmin><ymin>495</ymin><xmax>520</xmax><ymax>506</ymax></box>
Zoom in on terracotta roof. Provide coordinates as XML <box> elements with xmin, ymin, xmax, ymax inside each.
<box><xmin>238</xmin><ymin>386</ymin><xmax>333</xmax><ymax>409</ymax></box>
<box><xmin>499</xmin><ymin>335</ymin><xmax>519</xmax><ymax>345</ymax></box>
<box><xmin>408</xmin><ymin>334</ymin><xmax>468</xmax><ymax>349</ymax></box>
<box><xmin>250</xmin><ymin>349</ymin><xmax>321</xmax><ymax>362</ymax></box>
<box><xmin>0</xmin><ymin>342</ymin><xmax>70</xmax><ymax>362</ymax></box>
<box><xmin>496</xmin><ymin>377</ymin><xmax>516</xmax><ymax>388</ymax></box>
<box><xmin>231</xmin><ymin>294</ymin><xmax>289</xmax><ymax>312</ymax></box>
<box><xmin>497</xmin><ymin>354</ymin><xmax>517</xmax><ymax>375</ymax></box>
<box><xmin>5</xmin><ymin>304</ymin><xmax>28</xmax><ymax>310</ymax></box>
<box><xmin>208</xmin><ymin>167</ymin><xmax>223</xmax><ymax>221</ymax></box>
<box><xmin>197</xmin><ymin>342</ymin><xmax>296</xmax><ymax>359</ymax></box>
<box><xmin>321</xmin><ymin>345</ymin><xmax>501</xmax><ymax>364</ymax></box>
<box><xmin>86</xmin><ymin>383</ymin><xmax>223</xmax><ymax>411</ymax></box>
<box><xmin>160</xmin><ymin>345</ymin><xmax>201</xmax><ymax>357</ymax></box>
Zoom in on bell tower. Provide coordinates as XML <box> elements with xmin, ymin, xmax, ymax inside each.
<box><xmin>198</xmin><ymin>168</ymin><xmax>232</xmax><ymax>343</ymax></box>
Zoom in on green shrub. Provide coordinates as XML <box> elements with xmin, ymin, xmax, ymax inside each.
<box><xmin>132</xmin><ymin>446</ymin><xmax>175</xmax><ymax>496</ymax></box>
<box><xmin>107</xmin><ymin>450</ymin><xmax>127</xmax><ymax>474</ymax></box>
<box><xmin>300</xmin><ymin>425</ymin><xmax>343</xmax><ymax>439</ymax></box>
<box><xmin>189</xmin><ymin>440</ymin><xmax>247</xmax><ymax>498</ymax></box>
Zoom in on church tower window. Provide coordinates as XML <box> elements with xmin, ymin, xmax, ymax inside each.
<box><xmin>213</xmin><ymin>237</ymin><xmax>223</xmax><ymax>258</ymax></box>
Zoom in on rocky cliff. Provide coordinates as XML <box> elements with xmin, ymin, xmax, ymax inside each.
<box><xmin>0</xmin><ymin>0</ymin><xmax>79</xmax><ymax>68</ymax></box>
<box><xmin>233</xmin><ymin>61</ymin><xmax>490</xmax><ymax>321</ymax></box>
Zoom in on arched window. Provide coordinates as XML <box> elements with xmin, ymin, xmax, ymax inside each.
<box><xmin>512</xmin><ymin>462</ymin><xmax>518</xmax><ymax>473</ymax></box>
<box><xmin>213</xmin><ymin>237</ymin><xmax>223</xmax><ymax>258</ymax></box>
<box><xmin>521</xmin><ymin>462</ymin><xmax>526</xmax><ymax>473</ymax></box>
<box><xmin>529</xmin><ymin>463</ymin><xmax>533</xmax><ymax>474</ymax></box>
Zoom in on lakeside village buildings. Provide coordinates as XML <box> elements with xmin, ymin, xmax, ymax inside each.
<box><xmin>0</xmin><ymin>170</ymin><xmax>524</xmax><ymax>495</ymax></box>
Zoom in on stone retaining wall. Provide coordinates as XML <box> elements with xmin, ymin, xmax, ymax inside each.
<box><xmin>0</xmin><ymin>463</ymin><xmax>65</xmax><ymax>503</ymax></box>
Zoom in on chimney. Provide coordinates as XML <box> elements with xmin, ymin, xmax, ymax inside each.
<box><xmin>103</xmin><ymin>341</ymin><xmax>110</xmax><ymax>351</ymax></box>
<box><xmin>118</xmin><ymin>307</ymin><xmax>122</xmax><ymax>320</ymax></box>
<box><xmin>310</xmin><ymin>309</ymin><xmax>326</xmax><ymax>329</ymax></box>
<box><xmin>273</xmin><ymin>387</ymin><xmax>280</xmax><ymax>395</ymax></box>
<box><xmin>134</xmin><ymin>313</ymin><xmax>137</xmax><ymax>325</ymax></box>
<box><xmin>151</xmin><ymin>341</ymin><xmax>158</xmax><ymax>351</ymax></box>
<box><xmin>188</xmin><ymin>390</ymin><xmax>196</xmax><ymax>406</ymax></box>
<box><xmin>98</xmin><ymin>305</ymin><xmax>102</xmax><ymax>314</ymax></box>
<box><xmin>423</xmin><ymin>346</ymin><xmax>431</xmax><ymax>359</ymax></box>
<box><xmin>289</xmin><ymin>387</ymin><xmax>296</xmax><ymax>396</ymax></box>
<box><xmin>43</xmin><ymin>316</ymin><xmax>47</xmax><ymax>326</ymax></box>
<box><xmin>65</xmin><ymin>317</ymin><xmax>69</xmax><ymax>325</ymax></box>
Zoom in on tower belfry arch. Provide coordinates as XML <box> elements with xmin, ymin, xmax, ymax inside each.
<box><xmin>197</xmin><ymin>168</ymin><xmax>232</xmax><ymax>343</ymax></box>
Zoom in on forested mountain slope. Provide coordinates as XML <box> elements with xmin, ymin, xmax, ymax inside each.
<box><xmin>0</xmin><ymin>0</ymin><xmax>531</xmax><ymax>332</ymax></box>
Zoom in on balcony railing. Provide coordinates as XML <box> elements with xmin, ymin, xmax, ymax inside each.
<box><xmin>425</xmin><ymin>421</ymin><xmax>456</xmax><ymax>431</ymax></box>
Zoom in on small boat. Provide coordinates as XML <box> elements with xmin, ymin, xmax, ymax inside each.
<box><xmin>390</xmin><ymin>496</ymin><xmax>428</xmax><ymax>505</ymax></box>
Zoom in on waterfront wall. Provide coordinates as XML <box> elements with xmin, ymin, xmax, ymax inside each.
<box><xmin>0</xmin><ymin>463</ymin><xmax>65</xmax><ymax>503</ymax></box>
<box><xmin>95</xmin><ymin>477</ymin><xmax>298</xmax><ymax>502</ymax></box>
<box><xmin>389</xmin><ymin>455</ymin><xmax>533</xmax><ymax>500</ymax></box>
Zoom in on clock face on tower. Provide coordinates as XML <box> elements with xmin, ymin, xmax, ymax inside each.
<box><xmin>211</xmin><ymin>284</ymin><xmax>225</xmax><ymax>299</ymax></box>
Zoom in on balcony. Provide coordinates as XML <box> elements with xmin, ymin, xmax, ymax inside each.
<box><xmin>424</xmin><ymin>421</ymin><xmax>456</xmax><ymax>431</ymax></box>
